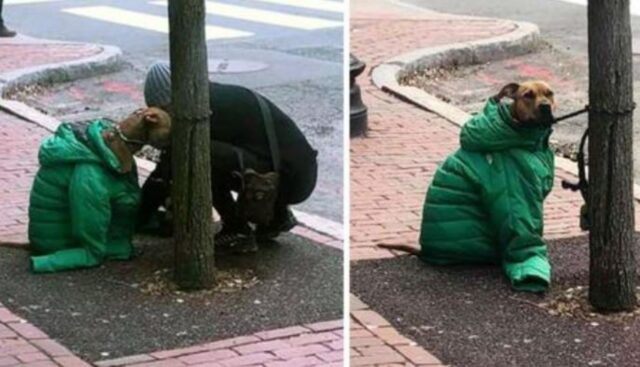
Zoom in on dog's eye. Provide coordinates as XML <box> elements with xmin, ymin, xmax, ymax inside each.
<box><xmin>523</xmin><ymin>90</ymin><xmax>535</xmax><ymax>99</ymax></box>
<box><xmin>546</xmin><ymin>91</ymin><xmax>554</xmax><ymax>97</ymax></box>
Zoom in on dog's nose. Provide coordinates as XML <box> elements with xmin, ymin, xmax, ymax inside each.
<box><xmin>539</xmin><ymin>103</ymin><xmax>552</xmax><ymax>114</ymax></box>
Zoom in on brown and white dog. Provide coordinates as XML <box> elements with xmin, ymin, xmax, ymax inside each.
<box><xmin>495</xmin><ymin>80</ymin><xmax>556</xmax><ymax>127</ymax></box>
<box><xmin>379</xmin><ymin>80</ymin><xmax>556</xmax><ymax>256</ymax></box>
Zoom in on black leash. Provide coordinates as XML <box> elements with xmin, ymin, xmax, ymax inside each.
<box><xmin>555</xmin><ymin>102</ymin><xmax>636</xmax><ymax>231</ymax></box>
<box><xmin>553</xmin><ymin>105</ymin><xmax>589</xmax><ymax>123</ymax></box>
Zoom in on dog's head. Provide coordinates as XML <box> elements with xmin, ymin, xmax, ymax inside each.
<box><xmin>104</xmin><ymin>107</ymin><xmax>172</xmax><ymax>173</ymax></box>
<box><xmin>495</xmin><ymin>81</ymin><xmax>556</xmax><ymax>127</ymax></box>
<box><xmin>128</xmin><ymin>107</ymin><xmax>172</xmax><ymax>149</ymax></box>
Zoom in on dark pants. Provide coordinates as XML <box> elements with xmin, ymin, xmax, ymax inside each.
<box><xmin>138</xmin><ymin>141</ymin><xmax>317</xmax><ymax>230</ymax></box>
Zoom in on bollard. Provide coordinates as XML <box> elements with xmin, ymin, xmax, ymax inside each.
<box><xmin>350</xmin><ymin>54</ymin><xmax>368</xmax><ymax>137</ymax></box>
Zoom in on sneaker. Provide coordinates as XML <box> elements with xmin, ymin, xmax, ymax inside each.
<box><xmin>215</xmin><ymin>226</ymin><xmax>258</xmax><ymax>254</ymax></box>
<box><xmin>256</xmin><ymin>207</ymin><xmax>298</xmax><ymax>240</ymax></box>
<box><xmin>0</xmin><ymin>25</ymin><xmax>16</xmax><ymax>38</ymax></box>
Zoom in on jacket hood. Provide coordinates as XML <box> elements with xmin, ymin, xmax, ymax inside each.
<box><xmin>38</xmin><ymin>120</ymin><xmax>124</xmax><ymax>172</ymax></box>
<box><xmin>460</xmin><ymin>98</ymin><xmax>552</xmax><ymax>153</ymax></box>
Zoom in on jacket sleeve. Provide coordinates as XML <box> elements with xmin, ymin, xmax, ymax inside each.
<box><xmin>483</xmin><ymin>155</ymin><xmax>551</xmax><ymax>292</ymax></box>
<box><xmin>30</xmin><ymin>164</ymin><xmax>111</xmax><ymax>273</ymax></box>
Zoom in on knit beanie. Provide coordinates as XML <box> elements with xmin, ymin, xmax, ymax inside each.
<box><xmin>144</xmin><ymin>62</ymin><xmax>172</xmax><ymax>107</ymax></box>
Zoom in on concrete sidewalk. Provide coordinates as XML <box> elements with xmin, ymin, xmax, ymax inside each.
<box><xmin>348</xmin><ymin>0</ymin><xmax>635</xmax><ymax>365</ymax></box>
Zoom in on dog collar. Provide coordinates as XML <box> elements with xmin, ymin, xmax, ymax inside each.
<box><xmin>112</xmin><ymin>124</ymin><xmax>147</xmax><ymax>146</ymax></box>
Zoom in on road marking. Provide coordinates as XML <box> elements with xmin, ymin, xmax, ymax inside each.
<box><xmin>254</xmin><ymin>0</ymin><xmax>343</xmax><ymax>14</ymax></box>
<box><xmin>62</xmin><ymin>6</ymin><xmax>253</xmax><ymax>40</ymax></box>
<box><xmin>150</xmin><ymin>1</ymin><xmax>342</xmax><ymax>30</ymax></box>
<box><xmin>555</xmin><ymin>0</ymin><xmax>640</xmax><ymax>16</ymax></box>
<box><xmin>5</xmin><ymin>0</ymin><xmax>57</xmax><ymax>4</ymax></box>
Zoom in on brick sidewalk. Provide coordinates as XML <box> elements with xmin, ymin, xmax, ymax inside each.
<box><xmin>0</xmin><ymin>110</ymin><xmax>343</xmax><ymax>366</ymax></box>
<box><xmin>350</xmin><ymin>2</ymin><xmax>617</xmax><ymax>262</ymax></box>
<box><xmin>349</xmin><ymin>1</ymin><xmax>617</xmax><ymax>366</ymax></box>
<box><xmin>1</xmin><ymin>297</ymin><xmax>342</xmax><ymax>367</ymax></box>
<box><xmin>0</xmin><ymin>35</ymin><xmax>102</xmax><ymax>77</ymax></box>
<box><xmin>95</xmin><ymin>320</ymin><xmax>342</xmax><ymax>367</ymax></box>
<box><xmin>350</xmin><ymin>295</ymin><xmax>442</xmax><ymax>367</ymax></box>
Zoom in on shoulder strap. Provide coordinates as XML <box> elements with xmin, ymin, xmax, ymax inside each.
<box><xmin>252</xmin><ymin>91</ymin><xmax>280</xmax><ymax>172</ymax></box>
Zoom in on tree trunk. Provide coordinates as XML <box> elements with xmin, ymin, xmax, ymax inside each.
<box><xmin>587</xmin><ymin>0</ymin><xmax>636</xmax><ymax>311</ymax></box>
<box><xmin>168</xmin><ymin>0</ymin><xmax>215</xmax><ymax>289</ymax></box>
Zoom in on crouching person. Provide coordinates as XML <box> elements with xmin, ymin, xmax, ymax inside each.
<box><xmin>28</xmin><ymin>108</ymin><xmax>171</xmax><ymax>273</ymax></box>
<box><xmin>138</xmin><ymin>62</ymin><xmax>318</xmax><ymax>252</ymax></box>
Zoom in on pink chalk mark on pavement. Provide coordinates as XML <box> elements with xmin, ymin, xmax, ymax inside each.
<box><xmin>101</xmin><ymin>80</ymin><xmax>143</xmax><ymax>101</ymax></box>
<box><xmin>505</xmin><ymin>60</ymin><xmax>560</xmax><ymax>83</ymax></box>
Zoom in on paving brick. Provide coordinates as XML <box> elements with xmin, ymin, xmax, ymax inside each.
<box><xmin>0</xmin><ymin>309</ymin><xmax>21</xmax><ymax>324</ymax></box>
<box><xmin>8</xmin><ymin>323</ymin><xmax>48</xmax><ymax>340</ymax></box>
<box><xmin>54</xmin><ymin>355</ymin><xmax>93</xmax><ymax>367</ymax></box>
<box><xmin>350</xmin><ymin>353</ymin><xmax>407</xmax><ymax>366</ymax></box>
<box><xmin>0</xmin><ymin>325</ymin><xmax>16</xmax><ymax>339</ymax></box>
<box><xmin>217</xmin><ymin>352</ymin><xmax>277</xmax><ymax>367</ymax></box>
<box><xmin>396</xmin><ymin>346</ymin><xmax>442</xmax><ymax>365</ymax></box>
<box><xmin>304</xmin><ymin>320</ymin><xmax>342</xmax><ymax>332</ymax></box>
<box><xmin>316</xmin><ymin>350</ymin><xmax>343</xmax><ymax>362</ymax></box>
<box><xmin>149</xmin><ymin>345</ymin><xmax>208</xmax><ymax>360</ymax></box>
<box><xmin>0</xmin><ymin>339</ymin><xmax>40</xmax><ymax>356</ymax></box>
<box><xmin>232</xmin><ymin>340</ymin><xmax>290</xmax><ymax>355</ymax></box>
<box><xmin>264</xmin><ymin>356</ymin><xmax>322</xmax><ymax>367</ymax></box>
<box><xmin>350</xmin><ymin>337</ymin><xmax>385</xmax><ymax>348</ymax></box>
<box><xmin>177</xmin><ymin>349</ymin><xmax>237</xmax><ymax>365</ymax></box>
<box><xmin>95</xmin><ymin>354</ymin><xmax>155</xmax><ymax>366</ymax></box>
<box><xmin>254</xmin><ymin>326</ymin><xmax>309</xmax><ymax>341</ymax></box>
<box><xmin>200</xmin><ymin>336</ymin><xmax>261</xmax><ymax>352</ymax></box>
<box><xmin>350</xmin><ymin>295</ymin><xmax>368</xmax><ymax>311</ymax></box>
<box><xmin>272</xmin><ymin>344</ymin><xmax>329</xmax><ymax>359</ymax></box>
<box><xmin>0</xmin><ymin>356</ymin><xmax>19</xmax><ymax>366</ymax></box>
<box><xmin>351</xmin><ymin>310</ymin><xmax>390</xmax><ymax>328</ymax></box>
<box><xmin>287</xmin><ymin>332</ymin><xmax>338</xmax><ymax>346</ymax></box>
<box><xmin>356</xmin><ymin>345</ymin><xmax>400</xmax><ymax>356</ymax></box>
<box><xmin>370</xmin><ymin>327</ymin><xmax>414</xmax><ymax>346</ymax></box>
<box><xmin>20</xmin><ymin>362</ymin><xmax>59</xmax><ymax>367</ymax></box>
<box><xmin>30</xmin><ymin>338</ymin><xmax>73</xmax><ymax>357</ymax></box>
<box><xmin>127</xmin><ymin>359</ymin><xmax>186</xmax><ymax>367</ymax></box>
<box><xmin>16</xmin><ymin>351</ymin><xmax>49</xmax><ymax>363</ymax></box>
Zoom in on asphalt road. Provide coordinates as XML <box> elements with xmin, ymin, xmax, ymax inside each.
<box><xmin>3</xmin><ymin>0</ymin><xmax>344</xmax><ymax>222</ymax></box>
<box><xmin>404</xmin><ymin>0</ymin><xmax>640</xmax><ymax>58</ymax></box>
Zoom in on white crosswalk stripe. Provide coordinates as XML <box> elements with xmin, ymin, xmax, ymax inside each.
<box><xmin>254</xmin><ymin>0</ymin><xmax>343</xmax><ymax>13</ymax></box>
<box><xmin>5</xmin><ymin>0</ymin><xmax>57</xmax><ymax>4</ymax></box>
<box><xmin>60</xmin><ymin>1</ymin><xmax>342</xmax><ymax>41</ymax></box>
<box><xmin>62</xmin><ymin>6</ymin><xmax>253</xmax><ymax>40</ymax></box>
<box><xmin>150</xmin><ymin>0</ymin><xmax>342</xmax><ymax>30</ymax></box>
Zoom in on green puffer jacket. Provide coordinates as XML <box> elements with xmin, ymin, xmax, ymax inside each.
<box><xmin>28</xmin><ymin>120</ymin><xmax>140</xmax><ymax>273</ymax></box>
<box><xmin>418</xmin><ymin>98</ymin><xmax>555</xmax><ymax>292</ymax></box>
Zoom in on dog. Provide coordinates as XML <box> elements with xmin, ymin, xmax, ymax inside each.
<box><xmin>0</xmin><ymin>107</ymin><xmax>171</xmax><ymax>273</ymax></box>
<box><xmin>380</xmin><ymin>81</ymin><xmax>556</xmax><ymax>293</ymax></box>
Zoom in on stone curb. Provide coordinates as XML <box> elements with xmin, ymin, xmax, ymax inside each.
<box><xmin>370</xmin><ymin>16</ymin><xmax>640</xmax><ymax>203</ymax></box>
<box><xmin>0</xmin><ymin>43</ymin><xmax>123</xmax><ymax>97</ymax></box>
<box><xmin>388</xmin><ymin>21</ymin><xmax>540</xmax><ymax>78</ymax></box>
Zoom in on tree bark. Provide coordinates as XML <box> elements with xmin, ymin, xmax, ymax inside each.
<box><xmin>168</xmin><ymin>0</ymin><xmax>215</xmax><ymax>289</ymax></box>
<box><xmin>588</xmin><ymin>0</ymin><xmax>636</xmax><ymax>311</ymax></box>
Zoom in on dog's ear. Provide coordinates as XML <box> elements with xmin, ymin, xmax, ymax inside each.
<box><xmin>142</xmin><ymin>108</ymin><xmax>170</xmax><ymax>127</ymax></box>
<box><xmin>495</xmin><ymin>83</ymin><xmax>520</xmax><ymax>101</ymax></box>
